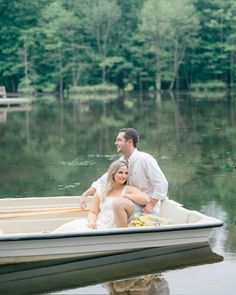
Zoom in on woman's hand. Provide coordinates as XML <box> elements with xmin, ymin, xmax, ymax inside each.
<box><xmin>87</xmin><ymin>194</ymin><xmax>100</xmax><ymax>229</ymax></box>
<box><xmin>88</xmin><ymin>222</ymin><xmax>97</xmax><ymax>229</ymax></box>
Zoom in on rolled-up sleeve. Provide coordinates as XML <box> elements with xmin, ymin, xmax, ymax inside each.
<box><xmin>144</xmin><ymin>156</ymin><xmax>168</xmax><ymax>200</ymax></box>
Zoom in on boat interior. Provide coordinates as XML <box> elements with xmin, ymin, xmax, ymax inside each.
<box><xmin>0</xmin><ymin>196</ymin><xmax>216</xmax><ymax>235</ymax></box>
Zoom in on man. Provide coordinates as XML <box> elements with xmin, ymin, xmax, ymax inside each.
<box><xmin>79</xmin><ymin>128</ymin><xmax>168</xmax><ymax>226</ymax></box>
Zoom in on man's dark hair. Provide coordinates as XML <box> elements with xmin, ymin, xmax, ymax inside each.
<box><xmin>119</xmin><ymin>128</ymin><xmax>139</xmax><ymax>147</ymax></box>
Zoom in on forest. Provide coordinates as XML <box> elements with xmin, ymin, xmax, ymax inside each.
<box><xmin>1</xmin><ymin>0</ymin><xmax>236</xmax><ymax>94</ymax></box>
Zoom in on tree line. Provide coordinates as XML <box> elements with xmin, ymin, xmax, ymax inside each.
<box><xmin>1</xmin><ymin>0</ymin><xmax>236</xmax><ymax>94</ymax></box>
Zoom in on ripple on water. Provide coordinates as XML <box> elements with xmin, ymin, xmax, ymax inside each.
<box><xmin>59</xmin><ymin>159</ymin><xmax>96</xmax><ymax>167</ymax></box>
<box><xmin>58</xmin><ymin>182</ymin><xmax>80</xmax><ymax>190</ymax></box>
<box><xmin>88</xmin><ymin>154</ymin><xmax>117</xmax><ymax>161</ymax></box>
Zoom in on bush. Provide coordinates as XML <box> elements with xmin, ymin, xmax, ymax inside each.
<box><xmin>190</xmin><ymin>80</ymin><xmax>227</xmax><ymax>92</ymax></box>
<box><xmin>68</xmin><ymin>83</ymin><xmax>118</xmax><ymax>94</ymax></box>
<box><xmin>18</xmin><ymin>77</ymin><xmax>35</xmax><ymax>94</ymax></box>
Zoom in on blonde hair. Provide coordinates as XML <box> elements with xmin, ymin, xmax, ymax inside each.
<box><xmin>102</xmin><ymin>160</ymin><xmax>128</xmax><ymax>198</ymax></box>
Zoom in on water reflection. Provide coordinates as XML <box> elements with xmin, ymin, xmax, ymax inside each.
<box><xmin>0</xmin><ymin>93</ymin><xmax>235</xmax><ymax>293</ymax></box>
<box><xmin>0</xmin><ymin>106</ymin><xmax>31</xmax><ymax>124</ymax></box>
<box><xmin>0</xmin><ymin>244</ymin><xmax>223</xmax><ymax>295</ymax></box>
<box><xmin>106</xmin><ymin>274</ymin><xmax>169</xmax><ymax>295</ymax></box>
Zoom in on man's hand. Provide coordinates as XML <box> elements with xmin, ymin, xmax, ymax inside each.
<box><xmin>142</xmin><ymin>198</ymin><xmax>158</xmax><ymax>214</ymax></box>
<box><xmin>79</xmin><ymin>187</ymin><xmax>97</xmax><ymax>210</ymax></box>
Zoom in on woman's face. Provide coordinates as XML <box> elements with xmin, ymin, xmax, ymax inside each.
<box><xmin>113</xmin><ymin>165</ymin><xmax>128</xmax><ymax>184</ymax></box>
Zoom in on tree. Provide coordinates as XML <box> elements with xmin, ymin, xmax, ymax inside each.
<box><xmin>0</xmin><ymin>0</ymin><xmax>46</xmax><ymax>91</ymax></box>
<box><xmin>40</xmin><ymin>0</ymin><xmax>80</xmax><ymax>95</ymax></box>
<box><xmin>191</xmin><ymin>0</ymin><xmax>234</xmax><ymax>86</ymax></box>
<box><xmin>222</xmin><ymin>0</ymin><xmax>236</xmax><ymax>90</ymax></box>
<box><xmin>18</xmin><ymin>27</ymin><xmax>42</xmax><ymax>93</ymax></box>
<box><xmin>167</xmin><ymin>0</ymin><xmax>199</xmax><ymax>90</ymax></box>
<box><xmin>140</xmin><ymin>0</ymin><xmax>199</xmax><ymax>91</ymax></box>
<box><xmin>83</xmin><ymin>0</ymin><xmax>121</xmax><ymax>83</ymax></box>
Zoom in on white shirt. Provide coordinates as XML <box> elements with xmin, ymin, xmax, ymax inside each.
<box><xmin>92</xmin><ymin>149</ymin><xmax>168</xmax><ymax>200</ymax></box>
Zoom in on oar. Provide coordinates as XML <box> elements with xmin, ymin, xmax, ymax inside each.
<box><xmin>0</xmin><ymin>207</ymin><xmax>90</xmax><ymax>219</ymax></box>
<box><xmin>0</xmin><ymin>207</ymin><xmax>83</xmax><ymax>214</ymax></box>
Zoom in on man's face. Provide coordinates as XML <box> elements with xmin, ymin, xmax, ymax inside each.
<box><xmin>115</xmin><ymin>132</ymin><xmax>129</xmax><ymax>154</ymax></box>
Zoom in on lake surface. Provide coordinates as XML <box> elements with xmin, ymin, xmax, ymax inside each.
<box><xmin>0</xmin><ymin>92</ymin><xmax>235</xmax><ymax>294</ymax></box>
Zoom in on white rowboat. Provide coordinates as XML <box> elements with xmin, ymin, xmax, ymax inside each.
<box><xmin>0</xmin><ymin>196</ymin><xmax>223</xmax><ymax>265</ymax></box>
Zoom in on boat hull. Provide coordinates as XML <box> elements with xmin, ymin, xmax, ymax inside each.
<box><xmin>0</xmin><ymin>196</ymin><xmax>223</xmax><ymax>265</ymax></box>
<box><xmin>0</xmin><ymin>225</ymin><xmax>217</xmax><ymax>265</ymax></box>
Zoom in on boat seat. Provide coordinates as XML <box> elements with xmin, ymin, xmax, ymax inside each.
<box><xmin>159</xmin><ymin>198</ymin><xmax>190</xmax><ymax>224</ymax></box>
<box><xmin>187</xmin><ymin>211</ymin><xmax>204</xmax><ymax>223</ymax></box>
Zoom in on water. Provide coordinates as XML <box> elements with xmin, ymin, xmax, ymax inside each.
<box><xmin>0</xmin><ymin>92</ymin><xmax>235</xmax><ymax>294</ymax></box>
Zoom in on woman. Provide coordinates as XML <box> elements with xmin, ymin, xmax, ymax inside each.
<box><xmin>54</xmin><ymin>160</ymin><xmax>148</xmax><ymax>232</ymax></box>
<box><xmin>88</xmin><ymin>160</ymin><xmax>148</xmax><ymax>229</ymax></box>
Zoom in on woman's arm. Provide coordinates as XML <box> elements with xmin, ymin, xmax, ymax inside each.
<box><xmin>122</xmin><ymin>186</ymin><xmax>149</xmax><ymax>205</ymax></box>
<box><xmin>87</xmin><ymin>194</ymin><xmax>100</xmax><ymax>229</ymax></box>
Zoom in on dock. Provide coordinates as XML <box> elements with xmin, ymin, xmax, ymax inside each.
<box><xmin>0</xmin><ymin>98</ymin><xmax>32</xmax><ymax>106</ymax></box>
<box><xmin>0</xmin><ymin>86</ymin><xmax>32</xmax><ymax>107</ymax></box>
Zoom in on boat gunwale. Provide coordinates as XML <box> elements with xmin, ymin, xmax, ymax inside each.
<box><xmin>0</xmin><ymin>220</ymin><xmax>223</xmax><ymax>242</ymax></box>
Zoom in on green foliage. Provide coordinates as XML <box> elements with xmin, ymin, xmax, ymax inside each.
<box><xmin>190</xmin><ymin>80</ymin><xmax>227</xmax><ymax>99</ymax></box>
<box><xmin>18</xmin><ymin>77</ymin><xmax>35</xmax><ymax>94</ymax></box>
<box><xmin>68</xmin><ymin>83</ymin><xmax>118</xmax><ymax>94</ymax></box>
<box><xmin>190</xmin><ymin>80</ymin><xmax>227</xmax><ymax>92</ymax></box>
<box><xmin>140</xmin><ymin>0</ymin><xmax>199</xmax><ymax>90</ymax></box>
<box><xmin>1</xmin><ymin>0</ymin><xmax>236</xmax><ymax>93</ymax></box>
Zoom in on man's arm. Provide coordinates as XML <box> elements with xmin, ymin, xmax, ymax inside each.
<box><xmin>79</xmin><ymin>187</ymin><xmax>97</xmax><ymax>210</ymax></box>
<box><xmin>143</xmin><ymin>156</ymin><xmax>168</xmax><ymax>213</ymax></box>
<box><xmin>79</xmin><ymin>173</ymin><xmax>107</xmax><ymax>210</ymax></box>
<box><xmin>147</xmin><ymin>156</ymin><xmax>168</xmax><ymax>198</ymax></box>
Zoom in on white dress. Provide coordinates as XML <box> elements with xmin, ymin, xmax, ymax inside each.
<box><xmin>53</xmin><ymin>188</ymin><xmax>127</xmax><ymax>233</ymax></box>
